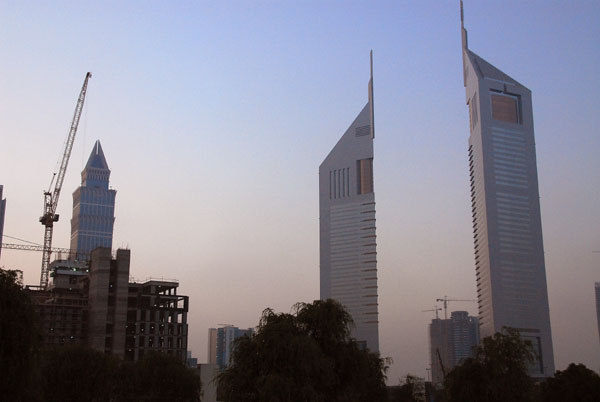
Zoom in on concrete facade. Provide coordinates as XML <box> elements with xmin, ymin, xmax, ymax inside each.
<box><xmin>0</xmin><ymin>185</ymin><xmax>5</xmax><ymax>260</ymax></box>
<box><xmin>26</xmin><ymin>247</ymin><xmax>189</xmax><ymax>362</ymax></box>
<box><xmin>70</xmin><ymin>140</ymin><xmax>116</xmax><ymax>258</ymax></box>
<box><xmin>430</xmin><ymin>311</ymin><xmax>479</xmax><ymax>385</ymax></box>
<box><xmin>319</xmin><ymin>52</ymin><xmax>379</xmax><ymax>352</ymax></box>
<box><xmin>207</xmin><ymin>328</ymin><xmax>217</xmax><ymax>364</ymax></box>
<box><xmin>461</xmin><ymin>2</ymin><xmax>554</xmax><ymax>376</ymax></box>
<box><xmin>197</xmin><ymin>364</ymin><xmax>220</xmax><ymax>402</ymax></box>
<box><xmin>27</xmin><ymin>260</ymin><xmax>90</xmax><ymax>348</ymax></box>
<box><xmin>125</xmin><ymin>279</ymin><xmax>189</xmax><ymax>361</ymax></box>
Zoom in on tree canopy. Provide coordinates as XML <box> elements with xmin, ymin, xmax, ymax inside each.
<box><xmin>539</xmin><ymin>363</ymin><xmax>600</xmax><ymax>402</ymax></box>
<box><xmin>444</xmin><ymin>327</ymin><xmax>536</xmax><ymax>402</ymax></box>
<box><xmin>0</xmin><ymin>269</ymin><xmax>40</xmax><ymax>402</ymax></box>
<box><xmin>217</xmin><ymin>299</ymin><xmax>388</xmax><ymax>402</ymax></box>
<box><xmin>41</xmin><ymin>347</ymin><xmax>201</xmax><ymax>402</ymax></box>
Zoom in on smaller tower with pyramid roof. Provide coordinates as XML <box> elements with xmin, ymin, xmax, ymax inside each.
<box><xmin>70</xmin><ymin>140</ymin><xmax>117</xmax><ymax>258</ymax></box>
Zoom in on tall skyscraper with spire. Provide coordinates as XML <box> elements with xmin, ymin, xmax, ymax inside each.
<box><xmin>460</xmin><ymin>2</ymin><xmax>554</xmax><ymax>375</ymax></box>
<box><xmin>70</xmin><ymin>140</ymin><xmax>116</xmax><ymax>258</ymax></box>
<box><xmin>319</xmin><ymin>52</ymin><xmax>379</xmax><ymax>352</ymax></box>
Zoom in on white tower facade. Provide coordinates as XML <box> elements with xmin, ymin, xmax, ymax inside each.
<box><xmin>461</xmin><ymin>2</ymin><xmax>554</xmax><ymax>375</ymax></box>
<box><xmin>319</xmin><ymin>52</ymin><xmax>379</xmax><ymax>352</ymax></box>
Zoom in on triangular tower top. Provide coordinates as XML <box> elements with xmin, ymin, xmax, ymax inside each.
<box><xmin>460</xmin><ymin>0</ymin><xmax>522</xmax><ymax>88</ymax></box>
<box><xmin>85</xmin><ymin>140</ymin><xmax>109</xmax><ymax>170</ymax></box>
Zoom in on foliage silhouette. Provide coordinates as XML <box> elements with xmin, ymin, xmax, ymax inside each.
<box><xmin>0</xmin><ymin>269</ymin><xmax>41</xmax><ymax>402</ymax></box>
<box><xmin>444</xmin><ymin>327</ymin><xmax>536</xmax><ymax>402</ymax></box>
<box><xmin>539</xmin><ymin>363</ymin><xmax>600</xmax><ymax>402</ymax></box>
<box><xmin>218</xmin><ymin>299</ymin><xmax>387</xmax><ymax>402</ymax></box>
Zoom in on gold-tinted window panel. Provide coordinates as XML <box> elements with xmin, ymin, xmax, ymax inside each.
<box><xmin>491</xmin><ymin>94</ymin><xmax>519</xmax><ymax>124</ymax></box>
<box><xmin>357</xmin><ymin>158</ymin><xmax>373</xmax><ymax>194</ymax></box>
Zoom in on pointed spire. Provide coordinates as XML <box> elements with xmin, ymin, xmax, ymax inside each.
<box><xmin>461</xmin><ymin>0</ymin><xmax>469</xmax><ymax>87</ymax></box>
<box><xmin>85</xmin><ymin>140</ymin><xmax>109</xmax><ymax>170</ymax></box>
<box><xmin>369</xmin><ymin>50</ymin><xmax>375</xmax><ymax>139</ymax></box>
<box><xmin>461</xmin><ymin>0</ymin><xmax>468</xmax><ymax>51</ymax></box>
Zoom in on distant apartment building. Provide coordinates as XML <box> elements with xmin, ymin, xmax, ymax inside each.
<box><xmin>26</xmin><ymin>247</ymin><xmax>189</xmax><ymax>361</ymax></box>
<box><xmin>0</xmin><ymin>185</ymin><xmax>6</xmax><ymax>259</ymax></box>
<box><xmin>430</xmin><ymin>311</ymin><xmax>479</xmax><ymax>385</ymax></box>
<box><xmin>70</xmin><ymin>140</ymin><xmax>116</xmax><ymax>258</ymax></box>
<box><xmin>596</xmin><ymin>282</ymin><xmax>600</xmax><ymax>345</ymax></box>
<box><xmin>208</xmin><ymin>325</ymin><xmax>254</xmax><ymax>369</ymax></box>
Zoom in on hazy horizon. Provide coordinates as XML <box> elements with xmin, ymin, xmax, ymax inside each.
<box><xmin>1</xmin><ymin>1</ymin><xmax>599</xmax><ymax>382</ymax></box>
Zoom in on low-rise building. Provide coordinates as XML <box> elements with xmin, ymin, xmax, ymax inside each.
<box><xmin>26</xmin><ymin>247</ymin><xmax>189</xmax><ymax>361</ymax></box>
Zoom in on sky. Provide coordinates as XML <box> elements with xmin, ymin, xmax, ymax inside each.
<box><xmin>1</xmin><ymin>0</ymin><xmax>599</xmax><ymax>382</ymax></box>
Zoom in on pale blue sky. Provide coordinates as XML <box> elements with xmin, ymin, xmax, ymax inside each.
<box><xmin>1</xmin><ymin>0</ymin><xmax>599</xmax><ymax>381</ymax></box>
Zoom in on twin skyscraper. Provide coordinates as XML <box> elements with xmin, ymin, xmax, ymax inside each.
<box><xmin>319</xmin><ymin>2</ymin><xmax>555</xmax><ymax>376</ymax></box>
<box><xmin>320</xmin><ymin>51</ymin><xmax>379</xmax><ymax>352</ymax></box>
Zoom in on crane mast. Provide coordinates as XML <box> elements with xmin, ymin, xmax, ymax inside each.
<box><xmin>39</xmin><ymin>72</ymin><xmax>92</xmax><ymax>288</ymax></box>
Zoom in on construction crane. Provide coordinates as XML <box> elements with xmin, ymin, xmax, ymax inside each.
<box><xmin>436</xmin><ymin>296</ymin><xmax>476</xmax><ymax>319</ymax></box>
<box><xmin>39</xmin><ymin>72</ymin><xmax>92</xmax><ymax>288</ymax></box>
<box><xmin>1</xmin><ymin>242</ymin><xmax>86</xmax><ymax>259</ymax></box>
<box><xmin>421</xmin><ymin>306</ymin><xmax>442</xmax><ymax>320</ymax></box>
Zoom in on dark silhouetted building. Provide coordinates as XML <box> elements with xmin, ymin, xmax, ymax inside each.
<box><xmin>27</xmin><ymin>248</ymin><xmax>189</xmax><ymax>361</ymax></box>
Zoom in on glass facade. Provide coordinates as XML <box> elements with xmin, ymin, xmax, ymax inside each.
<box><xmin>70</xmin><ymin>141</ymin><xmax>116</xmax><ymax>258</ymax></box>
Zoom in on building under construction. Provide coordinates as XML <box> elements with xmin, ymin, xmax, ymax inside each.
<box><xmin>429</xmin><ymin>311</ymin><xmax>479</xmax><ymax>385</ymax></box>
<box><xmin>26</xmin><ymin>247</ymin><xmax>189</xmax><ymax>361</ymax></box>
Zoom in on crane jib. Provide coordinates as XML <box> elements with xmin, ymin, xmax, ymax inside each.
<box><xmin>39</xmin><ymin>72</ymin><xmax>92</xmax><ymax>289</ymax></box>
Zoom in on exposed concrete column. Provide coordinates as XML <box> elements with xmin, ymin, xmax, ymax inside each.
<box><xmin>112</xmin><ymin>249</ymin><xmax>130</xmax><ymax>357</ymax></box>
<box><xmin>88</xmin><ymin>247</ymin><xmax>112</xmax><ymax>353</ymax></box>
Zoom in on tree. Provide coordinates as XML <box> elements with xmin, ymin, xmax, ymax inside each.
<box><xmin>389</xmin><ymin>375</ymin><xmax>426</xmax><ymax>402</ymax></box>
<box><xmin>41</xmin><ymin>346</ymin><xmax>116</xmax><ymax>402</ymax></box>
<box><xmin>217</xmin><ymin>299</ymin><xmax>388</xmax><ymax>402</ymax></box>
<box><xmin>128</xmin><ymin>351</ymin><xmax>201</xmax><ymax>402</ymax></box>
<box><xmin>444</xmin><ymin>327</ymin><xmax>536</xmax><ymax>402</ymax></box>
<box><xmin>0</xmin><ymin>269</ymin><xmax>40</xmax><ymax>402</ymax></box>
<box><xmin>539</xmin><ymin>363</ymin><xmax>600</xmax><ymax>402</ymax></box>
<box><xmin>42</xmin><ymin>346</ymin><xmax>118</xmax><ymax>402</ymax></box>
<box><xmin>42</xmin><ymin>347</ymin><xmax>201</xmax><ymax>402</ymax></box>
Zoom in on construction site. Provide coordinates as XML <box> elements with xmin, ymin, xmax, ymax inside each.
<box><xmin>0</xmin><ymin>73</ymin><xmax>190</xmax><ymax>362</ymax></box>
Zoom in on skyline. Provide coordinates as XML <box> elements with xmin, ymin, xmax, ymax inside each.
<box><xmin>1</xmin><ymin>1</ymin><xmax>599</xmax><ymax>381</ymax></box>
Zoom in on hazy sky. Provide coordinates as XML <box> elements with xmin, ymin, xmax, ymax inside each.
<box><xmin>1</xmin><ymin>0</ymin><xmax>599</xmax><ymax>382</ymax></box>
